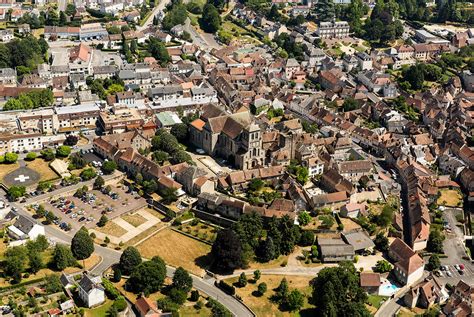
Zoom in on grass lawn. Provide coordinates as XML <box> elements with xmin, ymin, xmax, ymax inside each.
<box><xmin>437</xmin><ymin>189</ymin><xmax>463</xmax><ymax>207</ymax></box>
<box><xmin>340</xmin><ymin>218</ymin><xmax>361</xmax><ymax>232</ymax></box>
<box><xmin>0</xmin><ymin>162</ymin><xmax>20</xmax><ymax>182</ymax></box>
<box><xmin>84</xmin><ymin>299</ymin><xmax>113</xmax><ymax>317</ymax></box>
<box><xmin>145</xmin><ymin>207</ymin><xmax>167</xmax><ymax>220</ymax></box>
<box><xmin>180</xmin><ymin>304</ymin><xmax>212</xmax><ymax>316</ymax></box>
<box><xmin>126</xmin><ymin>223</ymin><xmax>166</xmax><ymax>246</ymax></box>
<box><xmin>137</xmin><ymin>228</ymin><xmax>212</xmax><ymax>276</ymax></box>
<box><xmin>225</xmin><ymin>275</ymin><xmax>315</xmax><ymax>317</ymax></box>
<box><xmin>366</xmin><ymin>294</ymin><xmax>387</xmax><ymax>309</ymax></box>
<box><xmin>122</xmin><ymin>213</ymin><xmax>147</xmax><ymax>227</ymax></box>
<box><xmin>249</xmin><ymin>254</ymin><xmax>289</xmax><ymax>270</ymax></box>
<box><xmin>95</xmin><ymin>221</ymin><xmax>127</xmax><ymax>238</ymax></box>
<box><xmin>26</xmin><ymin>159</ymin><xmax>59</xmax><ymax>182</ymax></box>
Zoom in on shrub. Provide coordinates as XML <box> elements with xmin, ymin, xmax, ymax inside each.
<box><xmin>113</xmin><ymin>296</ymin><xmax>127</xmax><ymax>311</ymax></box>
<box><xmin>102</xmin><ymin>278</ymin><xmax>120</xmax><ymax>300</ymax></box>
<box><xmin>217</xmin><ymin>280</ymin><xmax>235</xmax><ymax>295</ymax></box>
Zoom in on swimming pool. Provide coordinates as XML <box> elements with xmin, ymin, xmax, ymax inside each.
<box><xmin>379</xmin><ymin>282</ymin><xmax>399</xmax><ymax>296</ymax></box>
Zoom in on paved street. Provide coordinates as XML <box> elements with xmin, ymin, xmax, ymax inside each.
<box><xmin>137</xmin><ymin>0</ymin><xmax>172</xmax><ymax>32</ymax></box>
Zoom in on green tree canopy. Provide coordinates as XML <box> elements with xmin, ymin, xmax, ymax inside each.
<box><xmin>71</xmin><ymin>227</ymin><xmax>94</xmax><ymax>261</ymax></box>
<box><xmin>120</xmin><ymin>246</ymin><xmax>142</xmax><ymax>275</ymax></box>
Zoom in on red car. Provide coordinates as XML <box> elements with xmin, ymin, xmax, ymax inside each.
<box><xmin>459</xmin><ymin>264</ymin><xmax>465</xmax><ymax>270</ymax></box>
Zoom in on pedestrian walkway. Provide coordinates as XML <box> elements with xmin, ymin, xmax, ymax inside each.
<box><xmin>92</xmin><ymin>209</ymin><xmax>161</xmax><ymax>244</ymax></box>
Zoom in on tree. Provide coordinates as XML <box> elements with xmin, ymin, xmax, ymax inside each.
<box><xmin>170</xmin><ymin>123</ymin><xmax>188</xmax><ymax>142</ymax></box>
<box><xmin>248</xmin><ymin>178</ymin><xmax>264</xmax><ymax>192</ymax></box>
<box><xmin>374</xmin><ymin>233</ymin><xmax>389</xmax><ymax>252</ymax></box>
<box><xmin>59</xmin><ymin>11</ymin><xmax>67</xmax><ymax>26</ymax></box>
<box><xmin>162</xmin><ymin>3</ymin><xmax>188</xmax><ymax>30</ymax></box>
<box><xmin>69</xmin><ymin>153</ymin><xmax>86</xmax><ymax>170</ymax></box>
<box><xmin>102</xmin><ymin>161</ymin><xmax>117</xmax><ymax>175</ymax></box>
<box><xmin>8</xmin><ymin>186</ymin><xmax>26</xmax><ymax>201</ymax></box>
<box><xmin>35</xmin><ymin>204</ymin><xmax>46</xmax><ymax>218</ymax></box>
<box><xmin>161</xmin><ymin>187</ymin><xmax>178</xmax><ymax>204</ymax></box>
<box><xmin>403</xmin><ymin>64</ymin><xmax>425</xmax><ymax>90</ymax></box>
<box><xmin>56</xmin><ymin>145</ymin><xmax>71</xmax><ymax>157</ymax></box>
<box><xmin>211</xmin><ymin>229</ymin><xmax>243</xmax><ymax>272</ymax></box>
<box><xmin>64</xmin><ymin>135</ymin><xmax>79</xmax><ymax>146</ymax></box>
<box><xmin>37</xmin><ymin>181</ymin><xmax>52</xmax><ymax>192</ymax></box>
<box><xmin>169</xmin><ymin>288</ymin><xmax>187</xmax><ymax>305</ymax></box>
<box><xmin>200</xmin><ymin>3</ymin><xmax>221</xmax><ymax>33</ymax></box>
<box><xmin>152</xmin><ymin>150</ymin><xmax>170</xmax><ymax>164</ymax></box>
<box><xmin>257</xmin><ymin>282</ymin><xmax>267</xmax><ymax>296</ymax></box>
<box><xmin>4</xmin><ymin>152</ymin><xmax>18</xmax><ymax>163</ymax></box>
<box><xmin>238</xmin><ymin>272</ymin><xmax>247</xmax><ymax>287</ymax></box>
<box><xmin>25</xmin><ymin>152</ymin><xmax>36</xmax><ymax>161</ymax></box>
<box><xmin>374</xmin><ymin>205</ymin><xmax>394</xmax><ymax>228</ymax></box>
<box><xmin>45</xmin><ymin>211</ymin><xmax>57</xmax><ymax>225</ymax></box>
<box><xmin>298</xmin><ymin>211</ymin><xmax>311</xmax><ymax>226</ymax></box>
<box><xmin>315</xmin><ymin>0</ymin><xmax>335</xmax><ymax>22</ymax></box>
<box><xmin>80</xmin><ymin>168</ymin><xmax>97</xmax><ymax>181</ymax></box>
<box><xmin>71</xmin><ymin>227</ymin><xmax>94</xmax><ymax>265</ymax></box>
<box><xmin>119</xmin><ymin>246</ymin><xmax>142</xmax><ymax>275</ymax></box>
<box><xmin>29</xmin><ymin>252</ymin><xmax>43</xmax><ymax>274</ymax></box>
<box><xmin>51</xmin><ymin>244</ymin><xmax>76</xmax><ymax>270</ymax></box>
<box><xmin>258</xmin><ymin>237</ymin><xmax>276</xmax><ymax>262</ymax></box>
<box><xmin>126</xmin><ymin>256</ymin><xmax>166</xmax><ymax>295</ymax></box>
<box><xmin>374</xmin><ymin>260</ymin><xmax>392</xmax><ymax>273</ymax></box>
<box><xmin>312</xmin><ymin>262</ymin><xmax>369</xmax><ymax>317</ymax></box>
<box><xmin>97</xmin><ymin>215</ymin><xmax>108</xmax><ymax>227</ymax></box>
<box><xmin>343</xmin><ymin>97</ymin><xmax>359</xmax><ymax>112</ymax></box>
<box><xmin>254</xmin><ymin>270</ymin><xmax>261</xmax><ymax>282</ymax></box>
<box><xmin>46</xmin><ymin>10</ymin><xmax>59</xmax><ymax>26</ymax></box>
<box><xmin>45</xmin><ymin>275</ymin><xmax>63</xmax><ymax>294</ymax></box>
<box><xmin>275</xmin><ymin>278</ymin><xmax>289</xmax><ymax>303</ymax></box>
<box><xmin>427</xmin><ymin>254</ymin><xmax>440</xmax><ymax>271</ymax></box>
<box><xmin>4</xmin><ymin>246</ymin><xmax>28</xmax><ymax>278</ymax></box>
<box><xmin>171</xmin><ymin>150</ymin><xmax>192</xmax><ymax>164</ymax></box>
<box><xmin>172</xmin><ymin>267</ymin><xmax>193</xmax><ymax>293</ymax></box>
<box><xmin>427</xmin><ymin>229</ymin><xmax>445</xmax><ymax>254</ymax></box>
<box><xmin>148</xmin><ymin>37</ymin><xmax>171</xmax><ymax>66</ymax></box>
<box><xmin>41</xmin><ymin>148</ymin><xmax>55</xmax><ymax>161</ymax></box>
<box><xmin>286</xmin><ymin>289</ymin><xmax>305</xmax><ymax>312</ymax></box>
<box><xmin>299</xmin><ymin>231</ymin><xmax>315</xmax><ymax>246</ymax></box>
<box><xmin>113</xmin><ymin>267</ymin><xmax>122</xmax><ymax>282</ymax></box>
<box><xmin>93</xmin><ymin>176</ymin><xmax>105</xmax><ymax>189</ymax></box>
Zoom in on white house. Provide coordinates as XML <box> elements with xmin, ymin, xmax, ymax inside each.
<box><xmin>8</xmin><ymin>215</ymin><xmax>45</xmax><ymax>241</ymax></box>
<box><xmin>78</xmin><ymin>274</ymin><xmax>105</xmax><ymax>308</ymax></box>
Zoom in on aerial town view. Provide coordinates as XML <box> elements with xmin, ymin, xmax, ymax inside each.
<box><xmin>0</xmin><ymin>0</ymin><xmax>471</xmax><ymax>316</ymax></box>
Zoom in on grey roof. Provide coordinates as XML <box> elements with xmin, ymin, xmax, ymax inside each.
<box><xmin>79</xmin><ymin>274</ymin><xmax>104</xmax><ymax>294</ymax></box>
<box><xmin>119</xmin><ymin>70</ymin><xmax>136</xmax><ymax>80</ymax></box>
<box><xmin>60</xmin><ymin>273</ymin><xmax>74</xmax><ymax>287</ymax></box>
<box><xmin>342</xmin><ymin>231</ymin><xmax>375</xmax><ymax>251</ymax></box>
<box><xmin>148</xmin><ymin>85</ymin><xmax>183</xmax><ymax>96</ymax></box>
<box><xmin>320</xmin><ymin>244</ymin><xmax>355</xmax><ymax>257</ymax></box>
<box><xmin>93</xmin><ymin>65</ymin><xmax>118</xmax><ymax>74</ymax></box>
<box><xmin>13</xmin><ymin>215</ymin><xmax>35</xmax><ymax>234</ymax></box>
<box><xmin>0</xmin><ymin>68</ymin><xmax>16</xmax><ymax>77</ymax></box>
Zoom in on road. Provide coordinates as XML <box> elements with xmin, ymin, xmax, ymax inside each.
<box><xmin>3</xmin><ymin>186</ymin><xmax>253</xmax><ymax>316</ymax></box>
<box><xmin>137</xmin><ymin>0</ymin><xmax>172</xmax><ymax>32</ymax></box>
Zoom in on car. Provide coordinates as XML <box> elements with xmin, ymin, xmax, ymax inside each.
<box><xmin>78</xmin><ymin>216</ymin><xmax>86</xmax><ymax>222</ymax></box>
<box><xmin>446</xmin><ymin>271</ymin><xmax>453</xmax><ymax>277</ymax></box>
<box><xmin>455</xmin><ymin>265</ymin><xmax>460</xmax><ymax>271</ymax></box>
<box><xmin>460</xmin><ymin>264</ymin><xmax>465</xmax><ymax>270</ymax></box>
<box><xmin>196</xmin><ymin>148</ymin><xmax>205</xmax><ymax>154</ymax></box>
<box><xmin>434</xmin><ymin>271</ymin><xmax>442</xmax><ymax>277</ymax></box>
<box><xmin>459</xmin><ymin>270</ymin><xmax>465</xmax><ymax>275</ymax></box>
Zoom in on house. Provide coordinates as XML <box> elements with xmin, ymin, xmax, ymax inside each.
<box><xmin>77</xmin><ymin>273</ymin><xmax>105</xmax><ymax>308</ymax></box>
<box><xmin>338</xmin><ymin>160</ymin><xmax>373</xmax><ymax>181</ymax></box>
<box><xmin>155</xmin><ymin>111</ymin><xmax>183</xmax><ymax>129</ymax></box>
<box><xmin>388</xmin><ymin>238</ymin><xmax>424</xmax><ymax>286</ymax></box>
<box><xmin>443</xmin><ymin>280</ymin><xmax>474</xmax><ymax>316</ymax></box>
<box><xmin>8</xmin><ymin>215</ymin><xmax>45</xmax><ymax>241</ymax></box>
<box><xmin>318</xmin><ymin>238</ymin><xmax>355</xmax><ymax>262</ymax></box>
<box><xmin>135</xmin><ymin>296</ymin><xmax>171</xmax><ymax>317</ymax></box>
<box><xmin>0</xmin><ymin>29</ymin><xmax>13</xmax><ymax>42</ymax></box>
<box><xmin>342</xmin><ymin>230</ymin><xmax>374</xmax><ymax>253</ymax></box>
<box><xmin>340</xmin><ymin>202</ymin><xmax>366</xmax><ymax>218</ymax></box>
<box><xmin>355</xmin><ymin>52</ymin><xmax>372</xmax><ymax>71</ymax></box>
<box><xmin>404</xmin><ymin>276</ymin><xmax>448</xmax><ymax>309</ymax></box>
<box><xmin>360</xmin><ymin>272</ymin><xmax>381</xmax><ymax>294</ymax></box>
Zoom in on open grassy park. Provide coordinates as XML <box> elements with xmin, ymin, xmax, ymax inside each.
<box><xmin>224</xmin><ymin>275</ymin><xmax>315</xmax><ymax>317</ymax></box>
<box><xmin>136</xmin><ymin>228</ymin><xmax>212</xmax><ymax>276</ymax></box>
<box><xmin>437</xmin><ymin>189</ymin><xmax>463</xmax><ymax>207</ymax></box>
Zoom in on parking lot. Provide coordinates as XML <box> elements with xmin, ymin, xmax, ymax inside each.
<box><xmin>39</xmin><ymin>182</ymin><xmax>147</xmax><ymax>233</ymax></box>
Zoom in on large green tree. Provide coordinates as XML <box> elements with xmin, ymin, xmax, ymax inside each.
<box><xmin>126</xmin><ymin>256</ymin><xmax>166</xmax><ymax>295</ymax></box>
<box><xmin>71</xmin><ymin>227</ymin><xmax>94</xmax><ymax>265</ymax></box>
<box><xmin>315</xmin><ymin>0</ymin><xmax>335</xmax><ymax>22</ymax></box>
<box><xmin>119</xmin><ymin>246</ymin><xmax>142</xmax><ymax>275</ymax></box>
<box><xmin>200</xmin><ymin>3</ymin><xmax>221</xmax><ymax>33</ymax></box>
<box><xmin>311</xmin><ymin>262</ymin><xmax>370</xmax><ymax>317</ymax></box>
<box><xmin>211</xmin><ymin>229</ymin><xmax>243</xmax><ymax>272</ymax></box>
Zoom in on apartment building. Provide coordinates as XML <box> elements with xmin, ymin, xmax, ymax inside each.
<box><xmin>98</xmin><ymin>105</ymin><xmax>144</xmax><ymax>134</ymax></box>
<box><xmin>316</xmin><ymin>21</ymin><xmax>350</xmax><ymax>39</ymax></box>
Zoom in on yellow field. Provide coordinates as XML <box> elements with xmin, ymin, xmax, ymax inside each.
<box><xmin>95</xmin><ymin>221</ymin><xmax>127</xmax><ymax>237</ymax></box>
<box><xmin>225</xmin><ymin>275</ymin><xmax>315</xmax><ymax>317</ymax></box>
<box><xmin>26</xmin><ymin>159</ymin><xmax>59</xmax><ymax>181</ymax></box>
<box><xmin>122</xmin><ymin>213</ymin><xmax>147</xmax><ymax>227</ymax></box>
<box><xmin>137</xmin><ymin>228</ymin><xmax>212</xmax><ymax>276</ymax></box>
<box><xmin>0</xmin><ymin>163</ymin><xmax>20</xmax><ymax>182</ymax></box>
<box><xmin>437</xmin><ymin>189</ymin><xmax>463</xmax><ymax>207</ymax></box>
